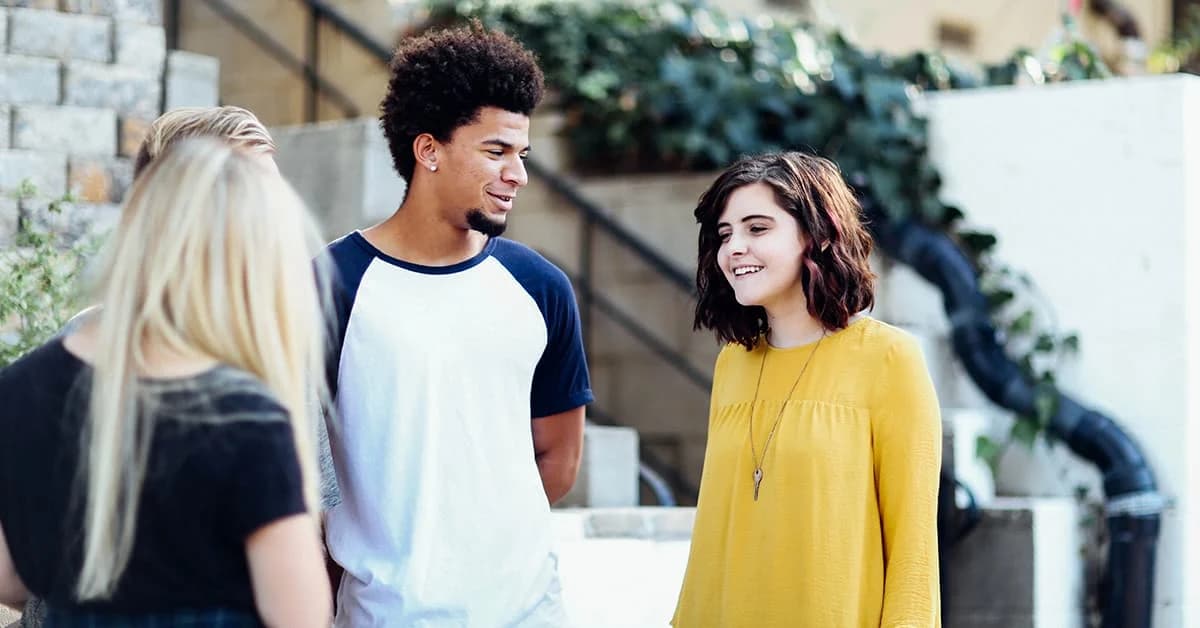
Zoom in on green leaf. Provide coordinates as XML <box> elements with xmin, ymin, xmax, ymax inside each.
<box><xmin>958</xmin><ymin>230</ymin><xmax>998</xmax><ymax>255</ymax></box>
<box><xmin>940</xmin><ymin>204</ymin><xmax>964</xmax><ymax>224</ymax></box>
<box><xmin>1011</xmin><ymin>417</ymin><xmax>1040</xmax><ymax>449</ymax></box>
<box><xmin>861</xmin><ymin>75</ymin><xmax>912</xmax><ymax>119</ymax></box>
<box><xmin>1010</xmin><ymin>310</ymin><xmax>1034</xmax><ymax>335</ymax></box>
<box><xmin>975</xmin><ymin>435</ymin><xmax>1002</xmax><ymax>466</ymax></box>
<box><xmin>1034</xmin><ymin>390</ymin><xmax>1057</xmax><ymax>425</ymax></box>
<box><xmin>986</xmin><ymin>288</ymin><xmax>1015</xmax><ymax>309</ymax></box>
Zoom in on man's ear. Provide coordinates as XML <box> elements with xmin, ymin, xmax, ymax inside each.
<box><xmin>413</xmin><ymin>133</ymin><xmax>441</xmax><ymax>173</ymax></box>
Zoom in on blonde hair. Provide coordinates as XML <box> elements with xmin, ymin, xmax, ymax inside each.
<box><xmin>134</xmin><ymin>106</ymin><xmax>276</xmax><ymax>176</ymax></box>
<box><xmin>77</xmin><ymin>139</ymin><xmax>328</xmax><ymax>599</ymax></box>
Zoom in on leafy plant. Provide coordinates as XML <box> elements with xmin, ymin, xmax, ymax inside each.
<box><xmin>0</xmin><ymin>181</ymin><xmax>97</xmax><ymax>368</ymax></box>
<box><xmin>1149</xmin><ymin>4</ymin><xmax>1200</xmax><ymax>74</ymax></box>
<box><xmin>423</xmin><ymin>0</ymin><xmax>1090</xmax><ymax>460</ymax></box>
<box><xmin>985</xmin><ymin>15</ymin><xmax>1113</xmax><ymax>85</ymax></box>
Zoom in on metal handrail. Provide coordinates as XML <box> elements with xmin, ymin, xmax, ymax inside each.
<box><xmin>304</xmin><ymin>0</ymin><xmax>394</xmax><ymax>60</ymax></box>
<box><xmin>525</xmin><ymin>160</ymin><xmax>696</xmax><ymax>294</ymax></box>
<box><xmin>551</xmin><ymin>256</ymin><xmax>709</xmax><ymax>502</ymax></box>
<box><xmin>587</xmin><ymin>406</ymin><xmax>698</xmax><ymax>503</ymax></box>
<box><xmin>184</xmin><ymin>0</ymin><xmax>362</xmax><ymax>119</ymax></box>
<box><xmin>549</xmin><ymin>253</ymin><xmax>711</xmax><ymax>392</ymax></box>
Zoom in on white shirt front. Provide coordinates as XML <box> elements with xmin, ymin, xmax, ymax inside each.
<box><xmin>323</xmin><ymin>233</ymin><xmax>592</xmax><ymax>627</ymax></box>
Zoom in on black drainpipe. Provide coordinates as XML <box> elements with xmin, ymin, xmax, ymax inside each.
<box><xmin>861</xmin><ymin>195</ymin><xmax>1165</xmax><ymax>628</ymax></box>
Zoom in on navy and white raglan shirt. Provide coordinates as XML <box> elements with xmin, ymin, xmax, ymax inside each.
<box><xmin>322</xmin><ymin>231</ymin><xmax>593</xmax><ymax>627</ymax></box>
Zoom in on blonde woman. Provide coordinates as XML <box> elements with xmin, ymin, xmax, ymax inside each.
<box><xmin>133</xmin><ymin>105</ymin><xmax>277</xmax><ymax>176</ymax></box>
<box><xmin>0</xmin><ymin>139</ymin><xmax>332</xmax><ymax>627</ymax></box>
<box><xmin>61</xmin><ymin>105</ymin><xmax>280</xmax><ymax>334</ymax></box>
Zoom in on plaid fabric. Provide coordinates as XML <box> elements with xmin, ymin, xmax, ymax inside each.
<box><xmin>43</xmin><ymin>607</ymin><xmax>262</xmax><ymax>628</ymax></box>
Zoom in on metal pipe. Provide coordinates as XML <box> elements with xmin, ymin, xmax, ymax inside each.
<box><xmin>639</xmin><ymin>463</ymin><xmax>678</xmax><ymax>507</ymax></box>
<box><xmin>863</xmin><ymin>195</ymin><xmax>1163</xmax><ymax>628</ymax></box>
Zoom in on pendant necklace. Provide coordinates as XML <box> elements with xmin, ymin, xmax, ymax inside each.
<box><xmin>747</xmin><ymin>331</ymin><xmax>824</xmax><ymax>501</ymax></box>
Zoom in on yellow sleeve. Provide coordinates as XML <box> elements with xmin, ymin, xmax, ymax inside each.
<box><xmin>872</xmin><ymin>335</ymin><xmax>943</xmax><ymax>628</ymax></box>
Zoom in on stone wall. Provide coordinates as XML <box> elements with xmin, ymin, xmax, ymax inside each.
<box><xmin>0</xmin><ymin>0</ymin><xmax>217</xmax><ymax>239</ymax></box>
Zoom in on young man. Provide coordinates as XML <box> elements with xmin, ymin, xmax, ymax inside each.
<box><xmin>321</xmin><ymin>24</ymin><xmax>592</xmax><ymax>627</ymax></box>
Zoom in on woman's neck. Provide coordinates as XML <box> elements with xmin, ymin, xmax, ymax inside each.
<box><xmin>764</xmin><ymin>302</ymin><xmax>826</xmax><ymax>349</ymax></box>
<box><xmin>64</xmin><ymin>318</ymin><xmax>218</xmax><ymax>379</ymax></box>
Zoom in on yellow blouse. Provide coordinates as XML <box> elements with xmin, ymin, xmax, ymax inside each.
<box><xmin>673</xmin><ymin>317</ymin><xmax>942</xmax><ymax>628</ymax></box>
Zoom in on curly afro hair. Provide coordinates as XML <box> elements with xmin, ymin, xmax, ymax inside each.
<box><xmin>380</xmin><ymin>22</ymin><xmax>545</xmax><ymax>183</ymax></box>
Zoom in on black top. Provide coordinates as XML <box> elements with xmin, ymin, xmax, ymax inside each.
<box><xmin>0</xmin><ymin>339</ymin><xmax>306</xmax><ymax>617</ymax></box>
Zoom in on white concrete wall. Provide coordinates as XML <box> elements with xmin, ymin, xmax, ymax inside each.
<box><xmin>271</xmin><ymin>117</ymin><xmax>404</xmax><ymax>241</ymax></box>
<box><xmin>917</xmin><ymin>74</ymin><xmax>1200</xmax><ymax>628</ymax></box>
<box><xmin>553</xmin><ymin>508</ymin><xmax>694</xmax><ymax>628</ymax></box>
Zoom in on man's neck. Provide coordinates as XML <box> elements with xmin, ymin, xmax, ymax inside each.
<box><xmin>363</xmin><ymin>200</ymin><xmax>489</xmax><ymax>267</ymax></box>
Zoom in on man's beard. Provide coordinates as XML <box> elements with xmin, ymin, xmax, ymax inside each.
<box><xmin>466</xmin><ymin>208</ymin><xmax>507</xmax><ymax>237</ymax></box>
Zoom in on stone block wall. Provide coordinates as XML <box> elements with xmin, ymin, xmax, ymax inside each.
<box><xmin>0</xmin><ymin>0</ymin><xmax>218</xmax><ymax>239</ymax></box>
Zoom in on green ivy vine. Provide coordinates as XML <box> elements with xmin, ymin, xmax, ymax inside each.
<box><xmin>422</xmin><ymin>0</ymin><xmax>1112</xmax><ymax>465</ymax></box>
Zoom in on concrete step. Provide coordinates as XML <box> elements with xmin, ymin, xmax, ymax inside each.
<box><xmin>552</xmin><ymin>507</ymin><xmax>693</xmax><ymax>628</ymax></box>
<box><xmin>946</xmin><ymin>497</ymin><xmax>1084</xmax><ymax>628</ymax></box>
<box><xmin>553</xmin><ymin>498</ymin><xmax>1082</xmax><ymax>627</ymax></box>
<box><xmin>557</xmin><ymin>424</ymin><xmax>640</xmax><ymax>508</ymax></box>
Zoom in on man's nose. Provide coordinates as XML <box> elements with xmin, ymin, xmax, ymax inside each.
<box><xmin>504</xmin><ymin>158</ymin><xmax>528</xmax><ymax>187</ymax></box>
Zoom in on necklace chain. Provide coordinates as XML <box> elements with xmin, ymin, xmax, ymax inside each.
<box><xmin>748</xmin><ymin>332</ymin><xmax>824</xmax><ymax>501</ymax></box>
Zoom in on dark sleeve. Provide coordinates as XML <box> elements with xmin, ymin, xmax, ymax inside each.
<box><xmin>530</xmin><ymin>268</ymin><xmax>594</xmax><ymax>418</ymax></box>
<box><xmin>224</xmin><ymin>421</ymin><xmax>308</xmax><ymax>541</ymax></box>
<box><xmin>0</xmin><ymin>341</ymin><xmax>82</xmax><ymax>603</ymax></box>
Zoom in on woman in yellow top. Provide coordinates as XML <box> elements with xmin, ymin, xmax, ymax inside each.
<box><xmin>673</xmin><ymin>151</ymin><xmax>942</xmax><ymax>627</ymax></box>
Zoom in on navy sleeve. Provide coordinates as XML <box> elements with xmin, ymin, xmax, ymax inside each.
<box><xmin>319</xmin><ymin>233</ymin><xmax>375</xmax><ymax>401</ymax></box>
<box><xmin>530</xmin><ymin>267</ymin><xmax>594</xmax><ymax>417</ymax></box>
<box><xmin>492</xmin><ymin>240</ymin><xmax>594</xmax><ymax>418</ymax></box>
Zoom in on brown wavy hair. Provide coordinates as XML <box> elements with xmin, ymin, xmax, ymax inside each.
<box><xmin>693</xmin><ymin>151</ymin><xmax>876</xmax><ymax>349</ymax></box>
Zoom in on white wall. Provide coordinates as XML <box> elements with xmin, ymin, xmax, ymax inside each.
<box><xmin>919</xmin><ymin>74</ymin><xmax>1200</xmax><ymax>628</ymax></box>
<box><xmin>553</xmin><ymin>508</ymin><xmax>694</xmax><ymax>628</ymax></box>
